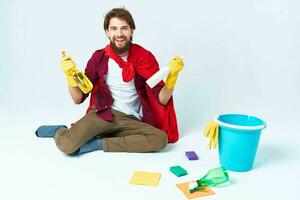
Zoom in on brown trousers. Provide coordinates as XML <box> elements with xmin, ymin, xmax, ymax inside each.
<box><xmin>54</xmin><ymin>109</ymin><xmax>167</xmax><ymax>153</ymax></box>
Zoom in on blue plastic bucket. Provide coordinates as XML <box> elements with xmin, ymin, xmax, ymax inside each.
<box><xmin>215</xmin><ymin>114</ymin><xmax>266</xmax><ymax>172</ymax></box>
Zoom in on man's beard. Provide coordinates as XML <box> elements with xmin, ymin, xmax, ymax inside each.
<box><xmin>110</xmin><ymin>36</ymin><xmax>132</xmax><ymax>55</ymax></box>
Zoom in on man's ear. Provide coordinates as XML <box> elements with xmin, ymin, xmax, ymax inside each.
<box><xmin>105</xmin><ymin>30</ymin><xmax>109</xmax><ymax>38</ymax></box>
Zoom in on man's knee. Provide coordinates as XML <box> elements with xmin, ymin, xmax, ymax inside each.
<box><xmin>54</xmin><ymin>131</ymin><xmax>78</xmax><ymax>154</ymax></box>
<box><xmin>153</xmin><ymin>131</ymin><xmax>168</xmax><ymax>151</ymax></box>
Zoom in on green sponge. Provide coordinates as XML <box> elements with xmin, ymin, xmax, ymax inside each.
<box><xmin>170</xmin><ymin>165</ymin><xmax>188</xmax><ymax>177</ymax></box>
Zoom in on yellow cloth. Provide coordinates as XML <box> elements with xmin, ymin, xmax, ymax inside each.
<box><xmin>204</xmin><ymin>121</ymin><xmax>219</xmax><ymax>149</ymax></box>
<box><xmin>129</xmin><ymin>171</ymin><xmax>161</xmax><ymax>186</ymax></box>
<box><xmin>165</xmin><ymin>55</ymin><xmax>184</xmax><ymax>89</ymax></box>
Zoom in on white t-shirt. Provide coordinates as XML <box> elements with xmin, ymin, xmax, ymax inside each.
<box><xmin>105</xmin><ymin>57</ymin><xmax>142</xmax><ymax>120</ymax></box>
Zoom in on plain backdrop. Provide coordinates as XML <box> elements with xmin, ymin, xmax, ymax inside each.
<box><xmin>0</xmin><ymin>0</ymin><xmax>300</xmax><ymax>200</ymax></box>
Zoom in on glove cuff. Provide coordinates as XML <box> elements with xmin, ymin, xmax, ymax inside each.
<box><xmin>66</xmin><ymin>75</ymin><xmax>78</xmax><ymax>87</ymax></box>
<box><xmin>165</xmin><ymin>75</ymin><xmax>178</xmax><ymax>89</ymax></box>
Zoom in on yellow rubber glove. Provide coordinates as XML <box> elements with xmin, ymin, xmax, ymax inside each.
<box><xmin>165</xmin><ymin>55</ymin><xmax>184</xmax><ymax>89</ymax></box>
<box><xmin>59</xmin><ymin>51</ymin><xmax>93</xmax><ymax>93</ymax></box>
<box><xmin>59</xmin><ymin>51</ymin><xmax>78</xmax><ymax>87</ymax></box>
<box><xmin>204</xmin><ymin>121</ymin><xmax>219</xmax><ymax>149</ymax></box>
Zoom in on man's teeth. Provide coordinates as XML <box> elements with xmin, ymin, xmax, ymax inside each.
<box><xmin>116</xmin><ymin>38</ymin><xmax>125</xmax><ymax>42</ymax></box>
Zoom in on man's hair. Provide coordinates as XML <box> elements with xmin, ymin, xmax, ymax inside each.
<box><xmin>103</xmin><ymin>8</ymin><xmax>136</xmax><ymax>30</ymax></box>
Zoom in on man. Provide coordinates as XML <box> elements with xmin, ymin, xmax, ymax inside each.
<box><xmin>35</xmin><ymin>8</ymin><xmax>183</xmax><ymax>155</ymax></box>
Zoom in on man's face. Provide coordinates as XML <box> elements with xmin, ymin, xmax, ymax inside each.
<box><xmin>105</xmin><ymin>17</ymin><xmax>134</xmax><ymax>56</ymax></box>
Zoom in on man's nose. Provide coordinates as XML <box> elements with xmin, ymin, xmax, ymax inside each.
<box><xmin>116</xmin><ymin>29</ymin><xmax>123</xmax><ymax>36</ymax></box>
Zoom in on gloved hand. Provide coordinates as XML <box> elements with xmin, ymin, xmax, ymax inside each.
<box><xmin>59</xmin><ymin>51</ymin><xmax>78</xmax><ymax>87</ymax></box>
<box><xmin>59</xmin><ymin>51</ymin><xmax>93</xmax><ymax>93</ymax></box>
<box><xmin>165</xmin><ymin>55</ymin><xmax>184</xmax><ymax>89</ymax></box>
<box><xmin>204</xmin><ymin>121</ymin><xmax>219</xmax><ymax>149</ymax></box>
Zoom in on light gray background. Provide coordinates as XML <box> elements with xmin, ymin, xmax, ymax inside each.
<box><xmin>0</xmin><ymin>0</ymin><xmax>299</xmax><ymax>200</ymax></box>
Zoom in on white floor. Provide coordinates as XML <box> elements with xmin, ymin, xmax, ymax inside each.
<box><xmin>0</xmin><ymin>108</ymin><xmax>299</xmax><ymax>200</ymax></box>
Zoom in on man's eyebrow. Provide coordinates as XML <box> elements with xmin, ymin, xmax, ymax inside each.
<box><xmin>109</xmin><ymin>25</ymin><xmax>130</xmax><ymax>28</ymax></box>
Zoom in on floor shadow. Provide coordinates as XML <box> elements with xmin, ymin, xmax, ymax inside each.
<box><xmin>161</xmin><ymin>143</ymin><xmax>177</xmax><ymax>152</ymax></box>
